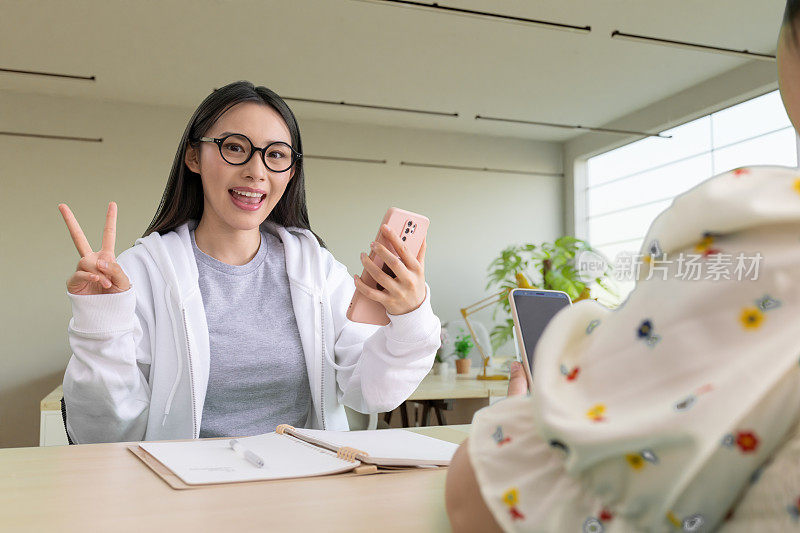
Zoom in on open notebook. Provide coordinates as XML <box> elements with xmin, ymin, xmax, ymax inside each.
<box><xmin>136</xmin><ymin>424</ymin><xmax>459</xmax><ymax>486</ymax></box>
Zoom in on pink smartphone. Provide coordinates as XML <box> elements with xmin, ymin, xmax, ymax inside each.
<box><xmin>347</xmin><ymin>207</ymin><xmax>430</xmax><ymax>325</ymax></box>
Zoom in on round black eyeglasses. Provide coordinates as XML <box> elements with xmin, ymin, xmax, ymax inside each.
<box><xmin>199</xmin><ymin>133</ymin><xmax>301</xmax><ymax>173</ymax></box>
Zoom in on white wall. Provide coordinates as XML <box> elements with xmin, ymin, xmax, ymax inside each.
<box><xmin>0</xmin><ymin>90</ymin><xmax>563</xmax><ymax>447</ymax></box>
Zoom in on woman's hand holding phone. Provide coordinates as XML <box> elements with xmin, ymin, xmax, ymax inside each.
<box><xmin>58</xmin><ymin>202</ymin><xmax>131</xmax><ymax>295</ymax></box>
<box><xmin>354</xmin><ymin>224</ymin><xmax>427</xmax><ymax>316</ymax></box>
<box><xmin>507</xmin><ymin>361</ymin><xmax>528</xmax><ymax>396</ymax></box>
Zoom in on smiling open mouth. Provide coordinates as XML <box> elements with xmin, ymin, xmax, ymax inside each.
<box><xmin>229</xmin><ymin>189</ymin><xmax>266</xmax><ymax>210</ymax></box>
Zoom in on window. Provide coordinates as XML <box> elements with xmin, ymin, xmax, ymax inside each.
<box><xmin>585</xmin><ymin>90</ymin><xmax>797</xmax><ymax>272</ymax></box>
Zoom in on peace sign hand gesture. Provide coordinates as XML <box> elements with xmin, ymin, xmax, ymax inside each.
<box><xmin>58</xmin><ymin>202</ymin><xmax>131</xmax><ymax>295</ymax></box>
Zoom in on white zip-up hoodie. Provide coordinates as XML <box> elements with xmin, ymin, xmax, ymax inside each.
<box><xmin>63</xmin><ymin>220</ymin><xmax>440</xmax><ymax>444</ymax></box>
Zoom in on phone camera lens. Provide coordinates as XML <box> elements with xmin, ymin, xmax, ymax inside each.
<box><xmin>402</xmin><ymin>236</ymin><xmax>407</xmax><ymax>241</ymax></box>
<box><xmin>407</xmin><ymin>221</ymin><xmax>412</xmax><ymax>227</ymax></box>
<box><xmin>404</xmin><ymin>228</ymin><xmax>410</xmax><ymax>234</ymax></box>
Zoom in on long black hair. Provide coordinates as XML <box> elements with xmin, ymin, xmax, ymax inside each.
<box><xmin>785</xmin><ymin>0</ymin><xmax>800</xmax><ymax>46</ymax></box>
<box><xmin>144</xmin><ymin>81</ymin><xmax>323</xmax><ymax>245</ymax></box>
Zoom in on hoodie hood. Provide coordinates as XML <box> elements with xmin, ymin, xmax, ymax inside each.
<box><xmin>135</xmin><ymin>220</ymin><xmax>324</xmax><ymax>301</ymax></box>
<box><xmin>136</xmin><ymin>222</ymin><xmax>200</xmax><ymax>305</ymax></box>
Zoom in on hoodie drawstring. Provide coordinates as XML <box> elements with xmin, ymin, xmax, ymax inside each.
<box><xmin>162</xmin><ymin>287</ymin><xmax>184</xmax><ymax>426</ymax></box>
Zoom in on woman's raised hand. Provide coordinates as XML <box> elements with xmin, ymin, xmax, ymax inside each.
<box><xmin>507</xmin><ymin>361</ymin><xmax>528</xmax><ymax>396</ymax></box>
<box><xmin>354</xmin><ymin>224</ymin><xmax>427</xmax><ymax>316</ymax></box>
<box><xmin>58</xmin><ymin>202</ymin><xmax>131</xmax><ymax>295</ymax></box>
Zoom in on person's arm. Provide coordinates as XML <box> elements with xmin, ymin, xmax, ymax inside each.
<box><xmin>59</xmin><ymin>202</ymin><xmax>153</xmax><ymax>444</ymax></box>
<box><xmin>445</xmin><ymin>362</ymin><xmax>527</xmax><ymax>532</ymax></box>
<box><xmin>325</xmin><ymin>261</ymin><xmax>440</xmax><ymax>413</ymax></box>
<box><xmin>63</xmin><ymin>284</ymin><xmax>153</xmax><ymax>443</ymax></box>
<box><xmin>446</xmin><ymin>438</ymin><xmax>504</xmax><ymax>533</ymax></box>
<box><xmin>322</xmin><ymin>231</ymin><xmax>440</xmax><ymax>414</ymax></box>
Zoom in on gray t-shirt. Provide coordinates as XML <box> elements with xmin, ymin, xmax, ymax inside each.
<box><xmin>192</xmin><ymin>229</ymin><xmax>311</xmax><ymax>438</ymax></box>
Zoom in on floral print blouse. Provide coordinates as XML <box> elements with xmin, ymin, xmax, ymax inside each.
<box><xmin>467</xmin><ymin>167</ymin><xmax>800</xmax><ymax>532</ymax></box>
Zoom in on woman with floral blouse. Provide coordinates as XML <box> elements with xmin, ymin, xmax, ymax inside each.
<box><xmin>446</xmin><ymin>3</ymin><xmax>800</xmax><ymax>531</ymax></box>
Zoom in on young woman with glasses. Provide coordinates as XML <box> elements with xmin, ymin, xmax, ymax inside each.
<box><xmin>58</xmin><ymin>81</ymin><xmax>440</xmax><ymax>443</ymax></box>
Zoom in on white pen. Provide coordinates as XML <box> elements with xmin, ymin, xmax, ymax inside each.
<box><xmin>229</xmin><ymin>439</ymin><xmax>265</xmax><ymax>468</ymax></box>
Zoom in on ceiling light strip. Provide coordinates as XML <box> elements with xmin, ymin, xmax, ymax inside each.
<box><xmin>610</xmin><ymin>31</ymin><xmax>776</xmax><ymax>62</ymax></box>
<box><xmin>400</xmin><ymin>161</ymin><xmax>563</xmax><ymax>177</ymax></box>
<box><xmin>474</xmin><ymin>115</ymin><xmax>671</xmax><ymax>138</ymax></box>
<box><xmin>0</xmin><ymin>131</ymin><xmax>102</xmax><ymax>142</ymax></box>
<box><xmin>353</xmin><ymin>0</ymin><xmax>590</xmax><ymax>33</ymax></box>
<box><xmin>283</xmin><ymin>96</ymin><xmax>458</xmax><ymax>117</ymax></box>
<box><xmin>305</xmin><ymin>155</ymin><xmax>387</xmax><ymax>164</ymax></box>
<box><xmin>0</xmin><ymin>68</ymin><xmax>96</xmax><ymax>81</ymax></box>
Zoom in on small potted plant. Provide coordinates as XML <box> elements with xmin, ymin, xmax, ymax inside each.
<box><xmin>454</xmin><ymin>332</ymin><xmax>474</xmax><ymax>374</ymax></box>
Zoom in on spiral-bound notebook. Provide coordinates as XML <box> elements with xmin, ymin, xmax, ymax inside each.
<box><xmin>134</xmin><ymin>425</ymin><xmax>459</xmax><ymax>487</ymax></box>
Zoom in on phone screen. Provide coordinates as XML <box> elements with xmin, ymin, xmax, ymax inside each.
<box><xmin>512</xmin><ymin>291</ymin><xmax>570</xmax><ymax>372</ymax></box>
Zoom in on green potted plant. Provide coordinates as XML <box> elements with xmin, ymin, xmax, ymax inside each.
<box><xmin>453</xmin><ymin>331</ymin><xmax>474</xmax><ymax>374</ymax></box>
<box><xmin>486</xmin><ymin>236</ymin><xmax>617</xmax><ymax>351</ymax></box>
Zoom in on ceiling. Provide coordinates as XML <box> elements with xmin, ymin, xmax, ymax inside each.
<box><xmin>0</xmin><ymin>0</ymin><xmax>787</xmax><ymax>142</ymax></box>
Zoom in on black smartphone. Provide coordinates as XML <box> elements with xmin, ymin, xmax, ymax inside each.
<box><xmin>508</xmin><ymin>288</ymin><xmax>571</xmax><ymax>387</ymax></box>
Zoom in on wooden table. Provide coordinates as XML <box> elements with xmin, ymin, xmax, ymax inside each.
<box><xmin>0</xmin><ymin>425</ymin><xmax>470</xmax><ymax>533</ymax></box>
<box><xmin>408</xmin><ymin>369</ymin><xmax>509</xmax><ymax>401</ymax></box>
<box><xmin>389</xmin><ymin>369</ymin><xmax>508</xmax><ymax>427</ymax></box>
